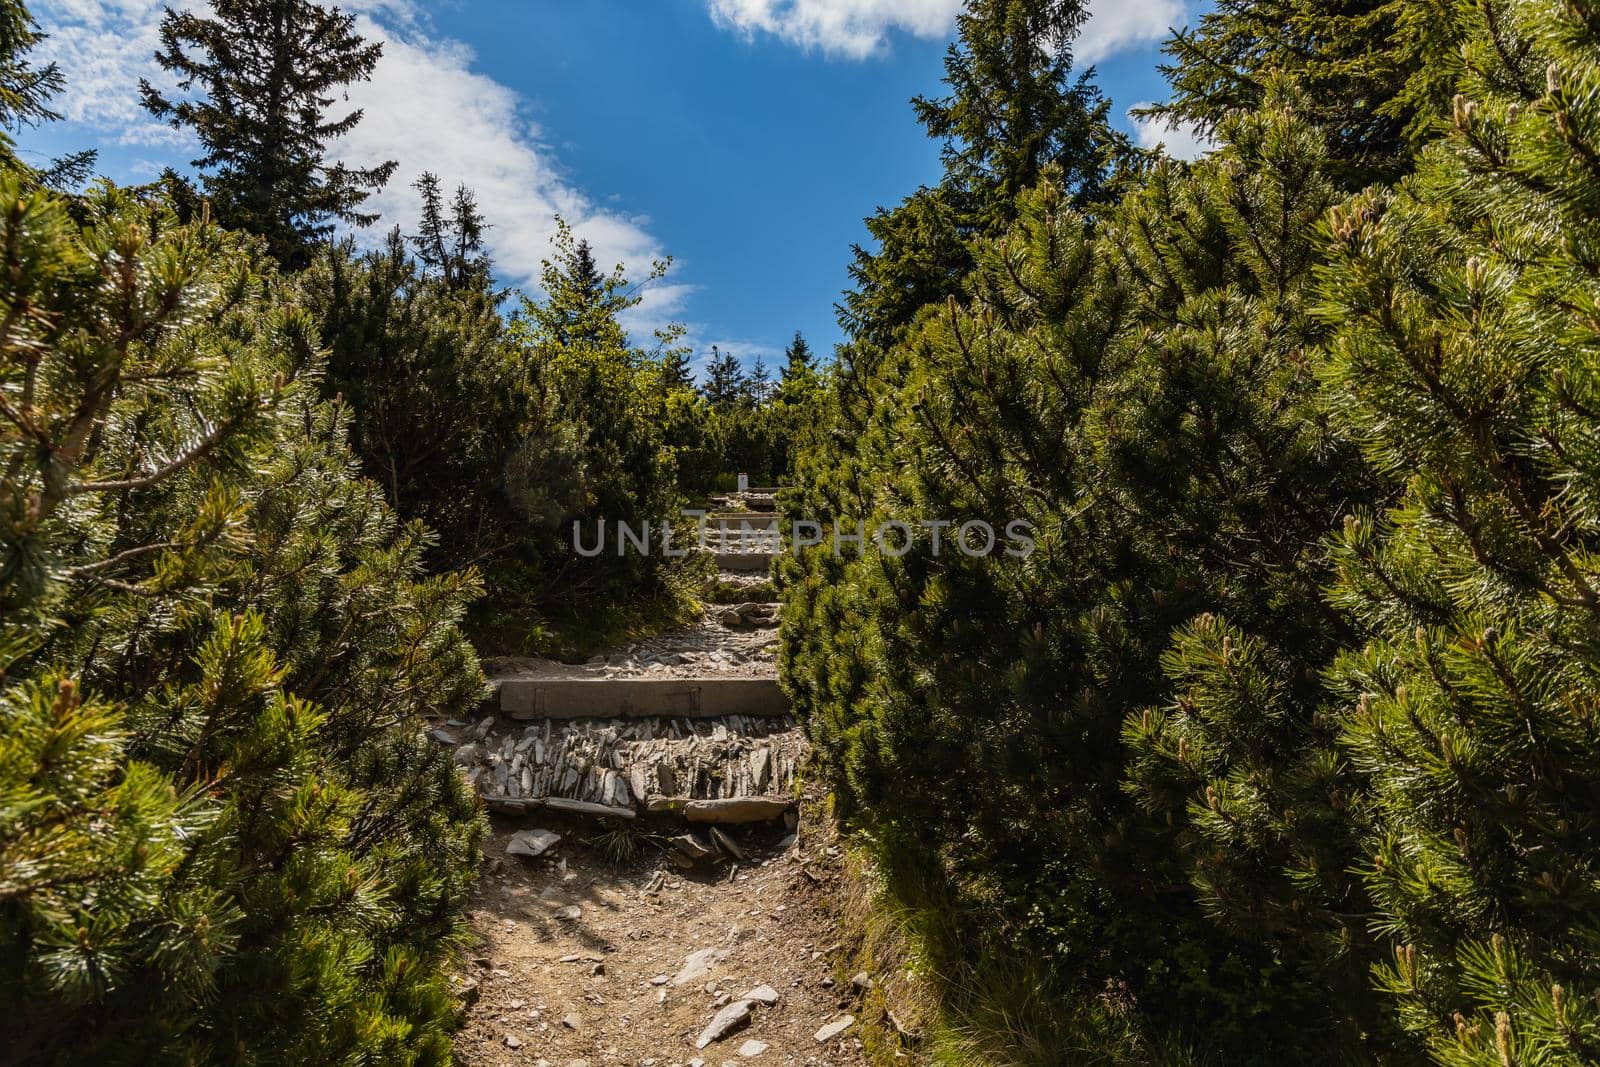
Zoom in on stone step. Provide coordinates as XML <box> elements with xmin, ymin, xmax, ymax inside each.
<box><xmin>494</xmin><ymin>675</ymin><xmax>787</xmax><ymax>719</ymax></box>
<box><xmin>439</xmin><ymin>714</ymin><xmax>803</xmax><ymax>824</ymax></box>
<box><xmin>702</xmin><ymin>514</ymin><xmax>780</xmax><ymax>526</ymax></box>
<box><xmin>713</xmin><ymin>550</ymin><xmax>779</xmax><ymax>572</ymax></box>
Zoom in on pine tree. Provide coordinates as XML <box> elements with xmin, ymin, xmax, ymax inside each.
<box><xmin>140</xmin><ymin>0</ymin><xmax>398</xmax><ymax>269</ymax></box>
<box><xmin>499</xmin><ymin>220</ymin><xmax>685</xmax><ymax>629</ymax></box>
<box><xmin>701</xmin><ymin>345</ymin><xmax>746</xmax><ymax>407</ymax></box>
<box><xmin>302</xmin><ymin>226</ymin><xmax>519</xmax><ymax>570</ymax></box>
<box><xmin>0</xmin><ymin>173</ymin><xmax>483</xmax><ymax>1063</ymax></box>
<box><xmin>782</xmin><ymin>330</ymin><xmax>815</xmax><ymax>380</ymax></box>
<box><xmin>1315</xmin><ymin>0</ymin><xmax>1600</xmax><ymax>1055</ymax></box>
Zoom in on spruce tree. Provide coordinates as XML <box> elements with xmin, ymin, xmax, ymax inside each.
<box><xmin>782</xmin><ymin>329</ymin><xmax>815</xmax><ymax>380</ymax></box>
<box><xmin>410</xmin><ymin>172</ymin><xmax>490</xmax><ymax>290</ymax></box>
<box><xmin>702</xmin><ymin>345</ymin><xmax>746</xmax><ymax>407</ymax></box>
<box><xmin>841</xmin><ymin>0</ymin><xmax>1122</xmax><ymax>347</ymax></box>
<box><xmin>140</xmin><ymin>0</ymin><xmax>397</xmax><ymax>268</ymax></box>
<box><xmin>0</xmin><ymin>0</ymin><xmax>93</xmax><ymax>186</ymax></box>
<box><xmin>746</xmin><ymin>354</ymin><xmax>773</xmax><ymax>405</ymax></box>
<box><xmin>498</xmin><ymin>220</ymin><xmax>685</xmax><ymax>630</ymax></box>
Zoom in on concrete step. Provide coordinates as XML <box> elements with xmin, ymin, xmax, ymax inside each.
<box><xmin>713</xmin><ymin>550</ymin><xmax>779</xmax><ymax>572</ymax></box>
<box><xmin>494</xmin><ymin>675</ymin><xmax>788</xmax><ymax>719</ymax></box>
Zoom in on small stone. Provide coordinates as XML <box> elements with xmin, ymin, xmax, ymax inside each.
<box><xmin>671</xmin><ymin>833</ymin><xmax>716</xmax><ymax>862</ymax></box>
<box><xmin>741</xmin><ymin>984</ymin><xmax>780</xmax><ymax>1006</ymax></box>
<box><xmin>504</xmin><ymin>1035</ymin><xmax>523</xmax><ymax>1049</ymax></box>
<box><xmin>559</xmin><ymin>953</ymin><xmax>581</xmax><ymax>963</ymax></box>
<box><xmin>674</xmin><ymin>947</ymin><xmax>728</xmax><ymax>986</ymax></box>
<box><xmin>506</xmin><ymin>828</ymin><xmax>561</xmax><ymax>859</ymax></box>
<box><xmin>737</xmin><ymin>1039</ymin><xmax>769</xmax><ymax>1057</ymax></box>
<box><xmin>649</xmin><ymin>974</ymin><xmax>670</xmax><ymax>986</ymax></box>
<box><xmin>556</xmin><ymin>904</ymin><xmax>582</xmax><ymax>921</ymax></box>
<box><xmin>814</xmin><ymin>1015</ymin><xmax>856</xmax><ymax>1043</ymax></box>
<box><xmin>457</xmin><ymin>977</ymin><xmax>480</xmax><ymax>1006</ymax></box>
<box><xmin>710</xmin><ymin>827</ymin><xmax>746</xmax><ymax>863</ymax></box>
<box><xmin>695</xmin><ymin>999</ymin><xmax>753</xmax><ymax>1049</ymax></box>
<box><xmin>561</xmin><ymin>1012</ymin><xmax>581</xmax><ymax>1031</ymax></box>
<box><xmin>850</xmin><ymin>971</ymin><xmax>873</xmax><ymax>993</ymax></box>
<box><xmin>453</xmin><ymin>744</ymin><xmax>478</xmax><ymax>766</ymax></box>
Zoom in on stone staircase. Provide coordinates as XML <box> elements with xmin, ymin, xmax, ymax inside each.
<box><xmin>433</xmin><ymin>496</ymin><xmax>795</xmax><ymax>834</ymax></box>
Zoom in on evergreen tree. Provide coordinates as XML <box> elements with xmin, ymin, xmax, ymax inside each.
<box><xmin>783</xmin><ymin>88</ymin><xmax>1397</xmax><ymax>1059</ymax></box>
<box><xmin>140</xmin><ymin>0</ymin><xmax>397</xmax><ymax>269</ymax></box>
<box><xmin>782</xmin><ymin>329</ymin><xmax>815</xmax><ymax>380</ymax></box>
<box><xmin>302</xmin><ymin>225</ymin><xmax>518</xmax><ymax>569</ymax></box>
<box><xmin>660</xmin><ymin>343</ymin><xmax>695</xmax><ymax>390</ymax></box>
<box><xmin>702</xmin><ymin>345</ymin><xmax>746</xmax><ymax>407</ymax></box>
<box><xmin>497</xmin><ymin>220</ymin><xmax>687</xmax><ymax>637</ymax></box>
<box><xmin>0</xmin><ymin>0</ymin><xmax>94</xmax><ymax>186</ymax></box>
<box><xmin>1315</xmin><ymin>0</ymin><xmax>1600</xmax><ymax>1054</ymax></box>
<box><xmin>0</xmin><ymin>174</ymin><xmax>483</xmax><ymax>1064</ymax></box>
<box><xmin>745</xmin><ymin>354</ymin><xmax>773</xmax><ymax>405</ymax></box>
<box><xmin>410</xmin><ymin>172</ymin><xmax>490</xmax><ymax>290</ymax></box>
<box><xmin>1147</xmin><ymin>0</ymin><xmax>1468</xmax><ymax>185</ymax></box>
<box><xmin>841</xmin><ymin>0</ymin><xmax>1122</xmax><ymax>347</ymax></box>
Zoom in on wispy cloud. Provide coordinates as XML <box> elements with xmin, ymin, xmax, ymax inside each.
<box><xmin>1127</xmin><ymin>103</ymin><xmax>1212</xmax><ymax>160</ymax></box>
<box><xmin>704</xmin><ymin>0</ymin><xmax>1180</xmax><ymax>62</ymax></box>
<box><xmin>30</xmin><ymin>0</ymin><xmax>691</xmax><ymax>334</ymax></box>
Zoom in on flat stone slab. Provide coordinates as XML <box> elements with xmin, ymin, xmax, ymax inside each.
<box><xmin>683</xmin><ymin>797</ymin><xmax>794</xmax><ymax>824</ymax></box>
<box><xmin>714</xmin><ymin>551</ymin><xmax>779</xmax><ymax>572</ymax></box>
<box><xmin>498</xmin><ymin>676</ymin><xmax>788</xmax><ymax>719</ymax></box>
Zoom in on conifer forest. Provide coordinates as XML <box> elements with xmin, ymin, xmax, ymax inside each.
<box><xmin>6</xmin><ymin>0</ymin><xmax>1600</xmax><ymax>1063</ymax></box>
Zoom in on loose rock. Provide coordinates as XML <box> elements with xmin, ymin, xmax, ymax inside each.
<box><xmin>695</xmin><ymin>999</ymin><xmax>753</xmax><ymax>1049</ymax></box>
<box><xmin>506</xmin><ymin>828</ymin><xmax>561</xmax><ymax>859</ymax></box>
<box><xmin>814</xmin><ymin>1015</ymin><xmax>856</xmax><ymax>1043</ymax></box>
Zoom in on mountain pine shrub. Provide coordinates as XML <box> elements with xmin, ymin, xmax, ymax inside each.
<box><xmin>0</xmin><ymin>176</ymin><xmax>484</xmax><ymax>1065</ymax></box>
<box><xmin>1316</xmin><ymin>0</ymin><xmax>1600</xmax><ymax>1057</ymax></box>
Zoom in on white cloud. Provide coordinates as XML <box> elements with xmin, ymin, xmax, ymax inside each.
<box><xmin>705</xmin><ymin>0</ymin><xmax>1178</xmax><ymax>62</ymax></box>
<box><xmin>30</xmin><ymin>0</ymin><xmax>690</xmax><ymax>332</ymax></box>
<box><xmin>1127</xmin><ymin>103</ymin><xmax>1213</xmax><ymax>160</ymax></box>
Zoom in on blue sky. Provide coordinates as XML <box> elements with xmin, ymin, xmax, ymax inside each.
<box><xmin>20</xmin><ymin>0</ymin><xmax>1207</xmax><ymax>374</ymax></box>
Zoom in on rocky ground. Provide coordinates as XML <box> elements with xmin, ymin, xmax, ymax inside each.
<box><xmin>451</xmin><ymin>803</ymin><xmax>871</xmax><ymax>1067</ymax></box>
<box><xmin>447</xmin><ymin>496</ymin><xmax>875</xmax><ymax>1066</ymax></box>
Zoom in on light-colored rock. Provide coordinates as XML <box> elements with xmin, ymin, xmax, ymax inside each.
<box><xmin>814</xmin><ymin>1015</ymin><xmax>856</xmax><ymax>1043</ymax></box>
<box><xmin>710</xmin><ymin>826</ymin><xmax>746</xmax><ymax>863</ymax></box>
<box><xmin>561</xmin><ymin>1012</ymin><xmax>581</xmax><ymax>1031</ymax></box>
<box><xmin>673</xmin><ymin>947</ymin><xmax>728</xmax><ymax>986</ymax></box>
<box><xmin>506</xmin><ymin>828</ymin><xmax>561</xmax><ymax>859</ymax></box>
<box><xmin>850</xmin><ymin>971</ymin><xmax>873</xmax><ymax>993</ymax></box>
<box><xmin>543</xmin><ymin>796</ymin><xmax>637</xmax><ymax>820</ymax></box>
<box><xmin>671</xmin><ymin>833</ymin><xmax>715</xmax><ymax>862</ymax></box>
<box><xmin>695</xmin><ymin>999</ymin><xmax>752</xmax><ymax>1049</ymax></box>
<box><xmin>684</xmin><ymin>797</ymin><xmax>792</xmax><ymax>824</ymax></box>
<box><xmin>741</xmin><ymin>984</ymin><xmax>780</xmax><ymax>1006</ymax></box>
<box><xmin>737</xmin><ymin>1039</ymin><xmax>769</xmax><ymax>1057</ymax></box>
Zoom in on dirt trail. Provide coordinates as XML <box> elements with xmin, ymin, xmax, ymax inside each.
<box><xmin>452</xmin><ymin>804</ymin><xmax>869</xmax><ymax>1067</ymax></box>
<box><xmin>450</xmin><ymin>503</ymin><xmax>871</xmax><ymax>1067</ymax></box>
